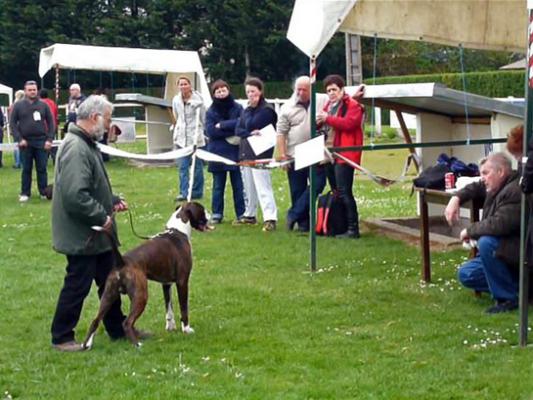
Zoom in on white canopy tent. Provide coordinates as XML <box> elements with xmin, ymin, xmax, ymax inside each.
<box><xmin>287</xmin><ymin>0</ymin><xmax>527</xmax><ymax>58</ymax></box>
<box><xmin>38</xmin><ymin>43</ymin><xmax>211</xmax><ymax>104</ymax></box>
<box><xmin>0</xmin><ymin>83</ymin><xmax>13</xmax><ymax>105</ymax></box>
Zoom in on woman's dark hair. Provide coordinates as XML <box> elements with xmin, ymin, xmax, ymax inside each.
<box><xmin>244</xmin><ymin>77</ymin><xmax>264</xmax><ymax>92</ymax></box>
<box><xmin>211</xmin><ymin>79</ymin><xmax>230</xmax><ymax>95</ymax></box>
<box><xmin>323</xmin><ymin>74</ymin><xmax>345</xmax><ymax>90</ymax></box>
<box><xmin>506</xmin><ymin>124</ymin><xmax>523</xmax><ymax>156</ymax></box>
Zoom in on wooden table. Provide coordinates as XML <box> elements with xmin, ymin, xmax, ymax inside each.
<box><xmin>416</xmin><ymin>188</ymin><xmax>482</xmax><ymax>282</ymax></box>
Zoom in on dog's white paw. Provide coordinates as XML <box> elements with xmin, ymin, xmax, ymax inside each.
<box><xmin>181</xmin><ymin>324</ymin><xmax>195</xmax><ymax>334</ymax></box>
<box><xmin>166</xmin><ymin>319</ymin><xmax>177</xmax><ymax>331</ymax></box>
<box><xmin>83</xmin><ymin>333</ymin><xmax>95</xmax><ymax>350</ymax></box>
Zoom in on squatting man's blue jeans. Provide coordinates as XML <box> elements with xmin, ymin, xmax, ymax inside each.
<box><xmin>457</xmin><ymin>235</ymin><xmax>518</xmax><ymax>302</ymax></box>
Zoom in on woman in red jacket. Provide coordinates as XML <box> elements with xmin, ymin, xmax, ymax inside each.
<box><xmin>317</xmin><ymin>74</ymin><xmax>364</xmax><ymax>238</ymax></box>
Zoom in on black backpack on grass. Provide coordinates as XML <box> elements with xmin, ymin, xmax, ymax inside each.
<box><xmin>316</xmin><ymin>191</ymin><xmax>348</xmax><ymax>236</ymax></box>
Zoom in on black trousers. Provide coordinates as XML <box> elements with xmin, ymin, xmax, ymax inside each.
<box><xmin>20</xmin><ymin>145</ymin><xmax>48</xmax><ymax>197</ymax></box>
<box><xmin>51</xmin><ymin>251</ymin><xmax>125</xmax><ymax>344</ymax></box>
<box><xmin>326</xmin><ymin>163</ymin><xmax>359</xmax><ymax>231</ymax></box>
<box><xmin>0</xmin><ymin>128</ymin><xmax>3</xmax><ymax>166</ymax></box>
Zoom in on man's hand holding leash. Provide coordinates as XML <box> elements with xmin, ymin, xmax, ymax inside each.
<box><xmin>102</xmin><ymin>199</ymin><xmax>128</xmax><ymax>232</ymax></box>
<box><xmin>113</xmin><ymin>199</ymin><xmax>128</xmax><ymax>213</ymax></box>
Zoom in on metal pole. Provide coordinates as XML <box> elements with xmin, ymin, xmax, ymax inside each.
<box><xmin>55</xmin><ymin>65</ymin><xmax>60</xmax><ymax>106</ymax></box>
<box><xmin>310</xmin><ymin>56</ymin><xmax>318</xmax><ymax>272</ymax></box>
<box><xmin>329</xmin><ymin>137</ymin><xmax>506</xmax><ymax>153</ymax></box>
<box><xmin>55</xmin><ymin>65</ymin><xmax>61</xmax><ymax>138</ymax></box>
<box><xmin>187</xmin><ymin>108</ymin><xmax>201</xmax><ymax>202</ymax></box>
<box><xmin>519</xmin><ymin>2</ymin><xmax>533</xmax><ymax>347</ymax></box>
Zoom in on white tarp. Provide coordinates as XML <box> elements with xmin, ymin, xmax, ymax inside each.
<box><xmin>287</xmin><ymin>0</ymin><xmax>356</xmax><ymax>58</ymax></box>
<box><xmin>38</xmin><ymin>43</ymin><xmax>211</xmax><ymax>102</ymax></box>
<box><xmin>0</xmin><ymin>82</ymin><xmax>13</xmax><ymax>105</ymax></box>
<box><xmin>288</xmin><ymin>0</ymin><xmax>528</xmax><ymax>58</ymax></box>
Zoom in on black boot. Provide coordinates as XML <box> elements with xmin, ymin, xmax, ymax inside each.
<box><xmin>336</xmin><ymin>221</ymin><xmax>360</xmax><ymax>239</ymax></box>
<box><xmin>336</xmin><ymin>229</ymin><xmax>360</xmax><ymax>239</ymax></box>
<box><xmin>337</xmin><ymin>202</ymin><xmax>360</xmax><ymax>239</ymax></box>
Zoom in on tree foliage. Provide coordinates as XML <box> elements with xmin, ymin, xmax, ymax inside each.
<box><xmin>0</xmin><ymin>1</ymin><xmax>522</xmax><ymax>92</ymax></box>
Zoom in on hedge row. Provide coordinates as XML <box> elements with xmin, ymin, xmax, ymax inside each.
<box><xmin>231</xmin><ymin>70</ymin><xmax>526</xmax><ymax>99</ymax></box>
<box><xmin>230</xmin><ymin>81</ymin><xmax>294</xmax><ymax>99</ymax></box>
<box><xmin>364</xmin><ymin>70</ymin><xmax>526</xmax><ymax>99</ymax></box>
<box><xmin>12</xmin><ymin>70</ymin><xmax>520</xmax><ymax>106</ymax></box>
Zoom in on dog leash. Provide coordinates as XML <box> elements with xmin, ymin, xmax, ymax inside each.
<box><xmin>126</xmin><ymin>208</ymin><xmax>154</xmax><ymax>240</ymax></box>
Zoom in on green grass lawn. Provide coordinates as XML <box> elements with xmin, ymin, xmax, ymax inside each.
<box><xmin>1</xmin><ymin>142</ymin><xmax>533</xmax><ymax>399</ymax></box>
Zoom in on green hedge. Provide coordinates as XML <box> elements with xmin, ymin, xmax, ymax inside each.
<box><xmin>30</xmin><ymin>70</ymin><xmax>520</xmax><ymax>107</ymax></box>
<box><xmin>231</xmin><ymin>71</ymin><xmax>526</xmax><ymax>100</ymax></box>
<box><xmin>364</xmin><ymin>70</ymin><xmax>526</xmax><ymax>98</ymax></box>
<box><xmin>230</xmin><ymin>81</ymin><xmax>295</xmax><ymax>99</ymax></box>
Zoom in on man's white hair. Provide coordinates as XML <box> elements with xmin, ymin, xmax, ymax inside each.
<box><xmin>69</xmin><ymin>83</ymin><xmax>81</xmax><ymax>91</ymax></box>
<box><xmin>481</xmin><ymin>152</ymin><xmax>512</xmax><ymax>174</ymax></box>
<box><xmin>290</xmin><ymin>75</ymin><xmax>310</xmax><ymax>102</ymax></box>
<box><xmin>76</xmin><ymin>95</ymin><xmax>113</xmax><ymax>121</ymax></box>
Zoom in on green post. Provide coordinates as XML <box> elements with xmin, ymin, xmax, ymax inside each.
<box><xmin>519</xmin><ymin>5</ymin><xmax>533</xmax><ymax>347</ymax></box>
<box><xmin>310</xmin><ymin>56</ymin><xmax>318</xmax><ymax>272</ymax></box>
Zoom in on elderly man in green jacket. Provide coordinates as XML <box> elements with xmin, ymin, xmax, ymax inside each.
<box><xmin>50</xmin><ymin>95</ymin><xmax>128</xmax><ymax>351</ymax></box>
<box><xmin>444</xmin><ymin>152</ymin><xmax>521</xmax><ymax>314</ymax></box>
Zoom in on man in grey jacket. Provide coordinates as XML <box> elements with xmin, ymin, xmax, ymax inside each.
<box><xmin>50</xmin><ymin>95</ymin><xmax>129</xmax><ymax>351</ymax></box>
<box><xmin>444</xmin><ymin>152</ymin><xmax>521</xmax><ymax>314</ymax></box>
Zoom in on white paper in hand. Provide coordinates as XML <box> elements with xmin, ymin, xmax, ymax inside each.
<box><xmin>294</xmin><ymin>135</ymin><xmax>325</xmax><ymax>170</ymax></box>
<box><xmin>247</xmin><ymin>124</ymin><xmax>277</xmax><ymax>156</ymax></box>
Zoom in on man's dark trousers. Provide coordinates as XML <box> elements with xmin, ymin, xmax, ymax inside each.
<box><xmin>287</xmin><ymin>166</ymin><xmax>326</xmax><ymax>230</ymax></box>
<box><xmin>51</xmin><ymin>251</ymin><xmax>126</xmax><ymax>345</ymax></box>
<box><xmin>0</xmin><ymin>129</ymin><xmax>3</xmax><ymax>167</ymax></box>
<box><xmin>20</xmin><ymin>145</ymin><xmax>48</xmax><ymax>196</ymax></box>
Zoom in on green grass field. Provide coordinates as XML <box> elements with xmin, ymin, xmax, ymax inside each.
<box><xmin>1</xmin><ymin>141</ymin><xmax>533</xmax><ymax>399</ymax></box>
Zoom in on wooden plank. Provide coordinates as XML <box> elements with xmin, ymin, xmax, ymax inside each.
<box><xmin>395</xmin><ymin>110</ymin><xmax>420</xmax><ymax>173</ymax></box>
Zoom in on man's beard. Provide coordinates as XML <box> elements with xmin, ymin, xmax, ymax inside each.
<box><xmin>91</xmin><ymin>118</ymin><xmax>105</xmax><ymax>141</ymax></box>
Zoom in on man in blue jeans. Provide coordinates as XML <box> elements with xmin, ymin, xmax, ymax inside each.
<box><xmin>0</xmin><ymin>107</ymin><xmax>4</xmax><ymax>168</ymax></box>
<box><xmin>276</xmin><ymin>76</ymin><xmax>328</xmax><ymax>232</ymax></box>
<box><xmin>444</xmin><ymin>153</ymin><xmax>521</xmax><ymax>314</ymax></box>
<box><xmin>9</xmin><ymin>80</ymin><xmax>55</xmax><ymax>202</ymax></box>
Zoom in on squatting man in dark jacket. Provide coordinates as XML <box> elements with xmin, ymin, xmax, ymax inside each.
<box><xmin>50</xmin><ymin>95</ymin><xmax>131</xmax><ymax>352</ymax></box>
<box><xmin>444</xmin><ymin>152</ymin><xmax>521</xmax><ymax>314</ymax></box>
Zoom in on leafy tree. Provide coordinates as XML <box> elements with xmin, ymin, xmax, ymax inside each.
<box><xmin>0</xmin><ymin>1</ymin><xmax>522</xmax><ymax>93</ymax></box>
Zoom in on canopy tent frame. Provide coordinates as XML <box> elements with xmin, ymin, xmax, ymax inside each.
<box><xmin>38</xmin><ymin>43</ymin><xmax>211</xmax><ymax>109</ymax></box>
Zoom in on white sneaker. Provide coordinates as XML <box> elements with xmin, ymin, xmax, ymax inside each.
<box><xmin>19</xmin><ymin>195</ymin><xmax>29</xmax><ymax>203</ymax></box>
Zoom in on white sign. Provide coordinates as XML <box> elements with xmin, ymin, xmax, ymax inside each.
<box><xmin>247</xmin><ymin>124</ymin><xmax>277</xmax><ymax>156</ymax></box>
<box><xmin>294</xmin><ymin>135</ymin><xmax>325</xmax><ymax>170</ymax></box>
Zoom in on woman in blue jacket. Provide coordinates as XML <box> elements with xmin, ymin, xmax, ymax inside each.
<box><xmin>235</xmin><ymin>77</ymin><xmax>278</xmax><ymax>232</ymax></box>
<box><xmin>206</xmin><ymin>80</ymin><xmax>245</xmax><ymax>223</ymax></box>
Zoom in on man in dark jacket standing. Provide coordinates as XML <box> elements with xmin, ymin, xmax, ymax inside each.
<box><xmin>9</xmin><ymin>80</ymin><xmax>54</xmax><ymax>202</ymax></box>
<box><xmin>445</xmin><ymin>152</ymin><xmax>521</xmax><ymax>314</ymax></box>
<box><xmin>0</xmin><ymin>107</ymin><xmax>4</xmax><ymax>167</ymax></box>
<box><xmin>50</xmin><ymin>95</ymin><xmax>128</xmax><ymax>351</ymax></box>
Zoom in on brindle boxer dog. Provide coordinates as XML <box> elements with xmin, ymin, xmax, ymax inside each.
<box><xmin>83</xmin><ymin>201</ymin><xmax>210</xmax><ymax>349</ymax></box>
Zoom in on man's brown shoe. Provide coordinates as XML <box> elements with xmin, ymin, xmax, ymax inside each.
<box><xmin>52</xmin><ymin>340</ymin><xmax>85</xmax><ymax>352</ymax></box>
<box><xmin>134</xmin><ymin>329</ymin><xmax>153</xmax><ymax>340</ymax></box>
